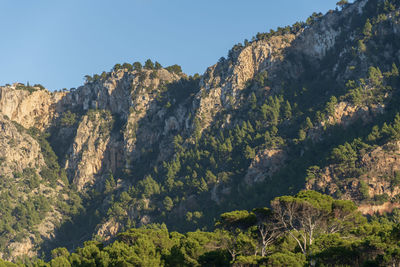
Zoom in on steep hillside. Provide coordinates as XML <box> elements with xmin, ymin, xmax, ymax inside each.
<box><xmin>0</xmin><ymin>113</ymin><xmax>81</xmax><ymax>260</ymax></box>
<box><xmin>1</xmin><ymin>0</ymin><xmax>400</xmax><ymax>261</ymax></box>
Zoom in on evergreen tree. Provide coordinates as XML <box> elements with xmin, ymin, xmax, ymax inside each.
<box><xmin>133</xmin><ymin>61</ymin><xmax>142</xmax><ymax>71</ymax></box>
<box><xmin>144</xmin><ymin>59</ymin><xmax>155</xmax><ymax>69</ymax></box>
<box><xmin>163</xmin><ymin>196</ymin><xmax>174</xmax><ymax>211</ymax></box>
<box><xmin>283</xmin><ymin>101</ymin><xmax>292</xmax><ymax>120</ymax></box>
<box><xmin>166</xmin><ymin>64</ymin><xmax>182</xmax><ymax>74</ymax></box>
<box><xmin>155</xmin><ymin>61</ymin><xmax>162</xmax><ymax>69</ymax></box>
<box><xmin>113</xmin><ymin>63</ymin><xmax>122</xmax><ymax>71</ymax></box>
<box><xmin>336</xmin><ymin>0</ymin><xmax>348</xmax><ymax>8</ymax></box>
<box><xmin>363</xmin><ymin>19</ymin><xmax>372</xmax><ymax>37</ymax></box>
<box><xmin>305</xmin><ymin>117</ymin><xmax>313</xmax><ymax>129</ymax></box>
<box><xmin>122</xmin><ymin>63</ymin><xmax>133</xmax><ymax>71</ymax></box>
<box><xmin>392</xmin><ymin>63</ymin><xmax>399</xmax><ymax>77</ymax></box>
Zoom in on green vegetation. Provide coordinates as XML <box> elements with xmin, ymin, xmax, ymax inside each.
<box><xmin>155</xmin><ymin>61</ymin><xmax>162</xmax><ymax>70</ymax></box>
<box><xmin>0</xmin><ymin>122</ymin><xmax>84</xmax><ymax>258</ymax></box>
<box><xmin>10</xmin><ymin>191</ymin><xmax>400</xmax><ymax>266</ymax></box>
<box><xmin>82</xmin><ymin>60</ymin><xmax>181</xmax><ymax>84</ymax></box>
<box><xmin>15</xmin><ymin>83</ymin><xmax>41</xmax><ymax>94</ymax></box>
<box><xmin>133</xmin><ymin>62</ymin><xmax>142</xmax><ymax>71</ymax></box>
<box><xmin>144</xmin><ymin>59</ymin><xmax>155</xmax><ymax>70</ymax></box>
<box><xmin>337</xmin><ymin>0</ymin><xmax>349</xmax><ymax>8</ymax></box>
<box><xmin>2</xmin><ymin>0</ymin><xmax>400</xmax><ymax>262</ymax></box>
<box><xmin>60</xmin><ymin>111</ymin><xmax>77</xmax><ymax>127</ymax></box>
<box><xmin>165</xmin><ymin>64</ymin><xmax>182</xmax><ymax>74</ymax></box>
<box><xmin>122</xmin><ymin>63</ymin><xmax>133</xmax><ymax>71</ymax></box>
<box><xmin>98</xmin><ymin>0</ymin><xmax>400</xmax><ymax>237</ymax></box>
<box><xmin>95</xmin><ymin>0</ymin><xmax>400</xmax><ymax>239</ymax></box>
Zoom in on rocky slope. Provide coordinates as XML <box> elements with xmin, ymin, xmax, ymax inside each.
<box><xmin>0</xmin><ymin>84</ymin><xmax>66</xmax><ymax>131</ymax></box>
<box><xmin>0</xmin><ymin>115</ymin><xmax>69</xmax><ymax>260</ymax></box>
<box><xmin>1</xmin><ymin>0</ymin><xmax>400</xmax><ymax>260</ymax></box>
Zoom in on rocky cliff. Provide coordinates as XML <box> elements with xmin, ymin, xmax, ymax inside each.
<box><xmin>0</xmin><ymin>84</ymin><xmax>66</xmax><ymax>131</ymax></box>
<box><xmin>0</xmin><ymin>115</ymin><xmax>69</xmax><ymax>260</ymax></box>
<box><xmin>1</xmin><ymin>0</ymin><xmax>400</xmax><ymax>260</ymax></box>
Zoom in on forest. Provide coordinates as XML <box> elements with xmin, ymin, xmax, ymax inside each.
<box><xmin>4</xmin><ymin>190</ymin><xmax>400</xmax><ymax>266</ymax></box>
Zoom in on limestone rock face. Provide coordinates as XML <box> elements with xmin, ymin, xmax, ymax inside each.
<box><xmin>245</xmin><ymin>149</ymin><xmax>287</xmax><ymax>185</ymax></box>
<box><xmin>0</xmin><ymin>0</ymin><xmax>399</xmax><ymax>260</ymax></box>
<box><xmin>191</xmin><ymin>0</ymin><xmax>370</xmax><ymax>134</ymax></box>
<box><xmin>0</xmin><ymin>116</ymin><xmax>65</xmax><ymax>261</ymax></box>
<box><xmin>0</xmin><ymin>84</ymin><xmax>66</xmax><ymax>131</ymax></box>
<box><xmin>64</xmin><ymin>71</ymin><xmax>132</xmax><ymax>115</ymax></box>
<box><xmin>325</xmin><ymin>102</ymin><xmax>385</xmax><ymax>127</ymax></box>
<box><xmin>62</xmin><ymin>68</ymin><xmax>182</xmax><ymax>191</ymax></box>
<box><xmin>292</xmin><ymin>0</ymin><xmax>368</xmax><ymax>62</ymax></box>
<box><xmin>95</xmin><ymin>218</ymin><xmax>122</xmax><ymax>242</ymax></box>
<box><xmin>195</xmin><ymin>34</ymin><xmax>296</xmax><ymax>132</ymax></box>
<box><xmin>358</xmin><ymin>202</ymin><xmax>400</xmax><ymax>216</ymax></box>
<box><xmin>122</xmin><ymin>69</ymin><xmax>181</xmax><ymax>163</ymax></box>
<box><xmin>306</xmin><ymin>141</ymin><xmax>400</xmax><ymax>207</ymax></box>
<box><xmin>65</xmin><ymin>110</ymin><xmax>113</xmax><ymax>191</ymax></box>
<box><xmin>64</xmin><ymin>69</ymin><xmax>180</xmax><ymax>117</ymax></box>
<box><xmin>308</xmin><ymin>101</ymin><xmax>386</xmax><ymax>142</ymax></box>
<box><xmin>0</xmin><ymin>115</ymin><xmax>45</xmax><ymax>176</ymax></box>
<box><xmin>7</xmin><ymin>208</ymin><xmax>64</xmax><ymax>260</ymax></box>
<box><xmin>360</xmin><ymin>142</ymin><xmax>400</xmax><ymax>198</ymax></box>
<box><xmin>292</xmin><ymin>13</ymin><xmax>340</xmax><ymax>60</ymax></box>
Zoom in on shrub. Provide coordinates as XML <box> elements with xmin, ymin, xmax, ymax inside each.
<box><xmin>166</xmin><ymin>64</ymin><xmax>182</xmax><ymax>74</ymax></box>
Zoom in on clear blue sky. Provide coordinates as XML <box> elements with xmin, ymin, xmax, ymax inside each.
<box><xmin>0</xmin><ymin>0</ymin><xmax>348</xmax><ymax>91</ymax></box>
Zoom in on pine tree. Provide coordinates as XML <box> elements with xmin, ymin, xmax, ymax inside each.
<box><xmin>283</xmin><ymin>101</ymin><xmax>292</xmax><ymax>120</ymax></box>
<box><xmin>336</xmin><ymin>0</ymin><xmax>348</xmax><ymax>8</ymax></box>
<box><xmin>325</xmin><ymin>96</ymin><xmax>338</xmax><ymax>116</ymax></box>
<box><xmin>363</xmin><ymin>19</ymin><xmax>372</xmax><ymax>37</ymax></box>
<box><xmin>298</xmin><ymin>129</ymin><xmax>307</xmax><ymax>141</ymax></box>
<box><xmin>144</xmin><ymin>59</ymin><xmax>155</xmax><ymax>69</ymax></box>
<box><xmin>163</xmin><ymin>197</ymin><xmax>174</xmax><ymax>211</ymax></box>
<box><xmin>113</xmin><ymin>63</ymin><xmax>122</xmax><ymax>71</ymax></box>
<box><xmin>305</xmin><ymin>117</ymin><xmax>313</xmax><ymax>129</ymax></box>
<box><xmin>244</xmin><ymin>145</ymin><xmax>255</xmax><ymax>159</ymax></box>
<box><xmin>392</xmin><ymin>63</ymin><xmax>399</xmax><ymax>77</ymax></box>
<box><xmin>249</xmin><ymin>92</ymin><xmax>257</xmax><ymax>110</ymax></box>
<box><xmin>358</xmin><ymin>40</ymin><xmax>367</xmax><ymax>52</ymax></box>
<box><xmin>155</xmin><ymin>61</ymin><xmax>162</xmax><ymax>69</ymax></box>
<box><xmin>133</xmin><ymin>62</ymin><xmax>142</xmax><ymax>71</ymax></box>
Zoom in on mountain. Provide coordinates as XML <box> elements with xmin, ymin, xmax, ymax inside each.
<box><xmin>1</xmin><ymin>0</ymin><xmax>400</xmax><ymax>262</ymax></box>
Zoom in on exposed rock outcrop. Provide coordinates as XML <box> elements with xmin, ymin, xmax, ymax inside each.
<box><xmin>95</xmin><ymin>218</ymin><xmax>122</xmax><ymax>242</ymax></box>
<box><xmin>0</xmin><ymin>115</ymin><xmax>45</xmax><ymax>176</ymax></box>
<box><xmin>0</xmin><ymin>116</ymin><xmax>66</xmax><ymax>261</ymax></box>
<box><xmin>65</xmin><ymin>110</ymin><xmax>113</xmax><ymax>191</ymax></box>
<box><xmin>306</xmin><ymin>141</ymin><xmax>400</xmax><ymax>208</ymax></box>
<box><xmin>0</xmin><ymin>84</ymin><xmax>66</xmax><ymax>131</ymax></box>
<box><xmin>0</xmin><ymin>0</ymin><xmax>399</xmax><ymax>260</ymax></box>
<box><xmin>245</xmin><ymin>148</ymin><xmax>287</xmax><ymax>185</ymax></box>
<box><xmin>195</xmin><ymin>34</ymin><xmax>296</xmax><ymax>132</ymax></box>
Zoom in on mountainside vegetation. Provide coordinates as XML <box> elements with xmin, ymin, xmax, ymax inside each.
<box><xmin>6</xmin><ymin>191</ymin><xmax>400</xmax><ymax>266</ymax></box>
<box><xmin>1</xmin><ymin>0</ymin><xmax>400</xmax><ymax>265</ymax></box>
